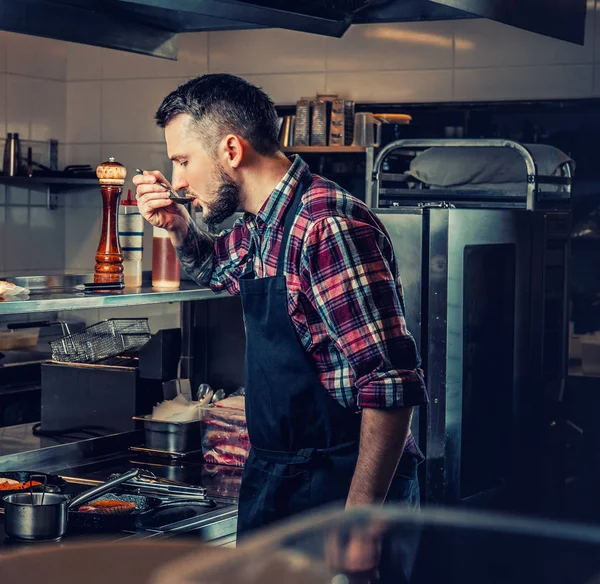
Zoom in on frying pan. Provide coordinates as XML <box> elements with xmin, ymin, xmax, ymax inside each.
<box><xmin>68</xmin><ymin>492</ymin><xmax>216</xmax><ymax>533</ymax></box>
<box><xmin>0</xmin><ymin>471</ymin><xmax>66</xmax><ymax>503</ymax></box>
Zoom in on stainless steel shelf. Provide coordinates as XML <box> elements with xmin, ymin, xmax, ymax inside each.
<box><xmin>0</xmin><ymin>281</ymin><xmax>224</xmax><ymax>315</ymax></box>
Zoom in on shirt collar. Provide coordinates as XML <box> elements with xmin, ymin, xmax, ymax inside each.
<box><xmin>253</xmin><ymin>155</ymin><xmax>308</xmax><ymax>227</ymax></box>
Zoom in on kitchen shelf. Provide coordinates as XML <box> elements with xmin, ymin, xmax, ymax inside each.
<box><xmin>0</xmin><ymin>176</ymin><xmax>97</xmax><ymax>190</ymax></box>
<box><xmin>0</xmin><ymin>281</ymin><xmax>226</xmax><ymax>316</ymax></box>
<box><xmin>282</xmin><ymin>145</ymin><xmax>369</xmax><ymax>153</ymax></box>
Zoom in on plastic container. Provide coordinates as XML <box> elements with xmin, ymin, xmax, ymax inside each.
<box><xmin>152</xmin><ymin>226</ymin><xmax>180</xmax><ymax>289</ymax></box>
<box><xmin>200</xmin><ymin>396</ymin><xmax>248</xmax><ymax>467</ymax></box>
<box><xmin>118</xmin><ymin>189</ymin><xmax>144</xmax><ymax>288</ymax></box>
<box><xmin>151</xmin><ymin>505</ymin><xmax>600</xmax><ymax>584</ymax></box>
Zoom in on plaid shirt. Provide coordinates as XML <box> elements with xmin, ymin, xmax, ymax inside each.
<box><xmin>177</xmin><ymin>156</ymin><xmax>427</xmax><ymax>454</ymax></box>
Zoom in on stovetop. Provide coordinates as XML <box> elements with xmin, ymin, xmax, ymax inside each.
<box><xmin>57</xmin><ymin>452</ymin><xmax>243</xmax><ymax>501</ymax></box>
<box><xmin>0</xmin><ymin>454</ymin><xmax>241</xmax><ymax>550</ymax></box>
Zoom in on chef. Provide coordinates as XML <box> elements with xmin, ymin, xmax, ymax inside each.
<box><xmin>134</xmin><ymin>74</ymin><xmax>428</xmax><ymax>538</ymax></box>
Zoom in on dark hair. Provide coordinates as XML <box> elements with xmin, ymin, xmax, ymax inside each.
<box><xmin>155</xmin><ymin>73</ymin><xmax>280</xmax><ymax>156</ymax></box>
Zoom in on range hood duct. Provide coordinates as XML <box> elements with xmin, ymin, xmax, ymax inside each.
<box><xmin>0</xmin><ymin>0</ymin><xmax>586</xmax><ymax>59</ymax></box>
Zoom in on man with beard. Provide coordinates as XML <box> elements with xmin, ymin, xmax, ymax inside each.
<box><xmin>133</xmin><ymin>74</ymin><xmax>427</xmax><ymax>545</ymax></box>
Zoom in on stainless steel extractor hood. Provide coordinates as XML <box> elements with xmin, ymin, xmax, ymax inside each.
<box><xmin>0</xmin><ymin>0</ymin><xmax>587</xmax><ymax>59</ymax></box>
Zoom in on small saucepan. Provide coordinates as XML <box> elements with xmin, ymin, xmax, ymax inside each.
<box><xmin>3</xmin><ymin>469</ymin><xmax>139</xmax><ymax>541</ymax></box>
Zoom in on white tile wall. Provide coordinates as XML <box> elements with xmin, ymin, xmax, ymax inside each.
<box><xmin>64</xmin><ymin>198</ymin><xmax>101</xmax><ymax>272</ymax></box>
<box><xmin>0</xmin><ymin>33</ymin><xmax>7</xmax><ymax>73</ymax></box>
<box><xmin>209</xmin><ymin>29</ymin><xmax>326</xmax><ymax>74</ymax></box>
<box><xmin>66</xmin><ymin>42</ymin><xmax>104</xmax><ymax>81</ymax></box>
<box><xmin>101</xmin><ymin>78</ymin><xmax>186</xmax><ymax>143</ymax></box>
<box><xmin>326</xmin><ymin>21</ymin><xmax>454</xmax><ymax>72</ymax></box>
<box><xmin>454</xmin><ymin>64</ymin><xmax>594</xmax><ymax>101</ymax></box>
<box><xmin>6</xmin><ymin>75</ymin><xmax>34</xmax><ymax>139</ymax></box>
<box><xmin>326</xmin><ymin>69</ymin><xmax>453</xmax><ymax>103</ymax></box>
<box><xmin>31</xmin><ymin>78</ymin><xmax>66</xmax><ymax>142</ymax></box>
<box><xmin>67</xmin><ymin>82</ymin><xmax>102</xmax><ymax>143</ymax></box>
<box><xmin>5</xmin><ymin>32</ymin><xmax>67</xmax><ymax>80</ymax></box>
<box><xmin>0</xmin><ymin>73</ymin><xmax>6</xmax><ymax>138</ymax></box>
<box><xmin>243</xmin><ymin>73</ymin><xmax>326</xmax><ymax>104</ymax></box>
<box><xmin>64</xmin><ymin>144</ymin><xmax>102</xmax><ymax>167</ymax></box>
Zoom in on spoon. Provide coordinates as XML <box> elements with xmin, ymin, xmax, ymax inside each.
<box><xmin>136</xmin><ymin>168</ymin><xmax>191</xmax><ymax>205</ymax></box>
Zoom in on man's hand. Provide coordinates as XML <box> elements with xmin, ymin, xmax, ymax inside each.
<box><xmin>133</xmin><ymin>170</ymin><xmax>189</xmax><ymax>244</ymax></box>
<box><xmin>326</xmin><ymin>523</ymin><xmax>386</xmax><ymax>584</ymax></box>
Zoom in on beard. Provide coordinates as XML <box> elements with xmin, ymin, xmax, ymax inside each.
<box><xmin>202</xmin><ymin>166</ymin><xmax>240</xmax><ymax>228</ymax></box>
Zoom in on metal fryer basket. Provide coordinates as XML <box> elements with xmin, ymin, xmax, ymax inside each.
<box><xmin>50</xmin><ymin>318</ymin><xmax>151</xmax><ymax>364</ymax></box>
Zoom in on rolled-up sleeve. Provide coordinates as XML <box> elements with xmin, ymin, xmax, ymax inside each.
<box><xmin>300</xmin><ymin>216</ymin><xmax>428</xmax><ymax>409</ymax></box>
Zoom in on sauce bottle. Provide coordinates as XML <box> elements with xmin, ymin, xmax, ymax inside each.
<box><xmin>118</xmin><ymin>189</ymin><xmax>143</xmax><ymax>288</ymax></box>
<box><xmin>152</xmin><ymin>226</ymin><xmax>180</xmax><ymax>289</ymax></box>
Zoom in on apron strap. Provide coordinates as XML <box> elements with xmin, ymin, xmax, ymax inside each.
<box><xmin>252</xmin><ymin>445</ymin><xmax>316</xmax><ymax>464</ymax></box>
<box><xmin>276</xmin><ymin>169</ymin><xmax>313</xmax><ymax>277</ymax></box>
<box><xmin>252</xmin><ymin>439</ymin><xmax>359</xmax><ymax>465</ymax></box>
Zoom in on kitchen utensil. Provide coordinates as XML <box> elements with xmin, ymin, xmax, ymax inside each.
<box><xmin>68</xmin><ymin>492</ymin><xmax>215</xmax><ymax>533</ymax></box>
<box><xmin>211</xmin><ymin>389</ymin><xmax>226</xmax><ymax>403</ymax></box>
<box><xmin>353</xmin><ymin>112</ymin><xmax>382</xmax><ymax>147</ymax></box>
<box><xmin>29</xmin><ymin>282</ymin><xmax>125</xmax><ymax>293</ymax></box>
<box><xmin>132</xmin><ymin>415</ymin><xmax>202</xmax><ymax>453</ymax></box>
<box><xmin>128</xmin><ymin>445</ymin><xmax>204</xmax><ymax>460</ymax></box>
<box><xmin>136</xmin><ymin>168</ymin><xmax>191</xmax><ymax>204</ymax></box>
<box><xmin>197</xmin><ymin>383</ymin><xmax>213</xmax><ymax>405</ymax></box>
<box><xmin>109</xmin><ymin>470</ymin><xmax>209</xmax><ymax>499</ymax></box>
<box><xmin>95</xmin><ymin>158</ymin><xmax>126</xmax><ymax>284</ymax></box>
<box><xmin>0</xmin><ymin>472</ymin><xmax>66</xmax><ymax>506</ymax></box>
<box><xmin>3</xmin><ymin>469</ymin><xmax>139</xmax><ymax>540</ymax></box>
<box><xmin>50</xmin><ymin>317</ymin><xmax>151</xmax><ymax>364</ymax></box>
<box><xmin>29</xmin><ymin>473</ymin><xmax>47</xmax><ymax>505</ymax></box>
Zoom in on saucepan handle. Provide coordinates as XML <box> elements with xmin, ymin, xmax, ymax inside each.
<box><xmin>68</xmin><ymin>469</ymin><xmax>139</xmax><ymax>510</ymax></box>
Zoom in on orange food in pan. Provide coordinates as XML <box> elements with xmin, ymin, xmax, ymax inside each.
<box><xmin>0</xmin><ymin>479</ymin><xmax>42</xmax><ymax>491</ymax></box>
<box><xmin>78</xmin><ymin>500</ymin><xmax>137</xmax><ymax>515</ymax></box>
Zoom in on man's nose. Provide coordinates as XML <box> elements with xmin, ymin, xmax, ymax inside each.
<box><xmin>171</xmin><ymin>170</ymin><xmax>189</xmax><ymax>192</ymax></box>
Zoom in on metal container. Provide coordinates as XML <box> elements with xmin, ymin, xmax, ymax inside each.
<box><xmin>4</xmin><ymin>492</ymin><xmax>68</xmax><ymax>541</ymax></box>
<box><xmin>133</xmin><ymin>415</ymin><xmax>202</xmax><ymax>453</ymax></box>
<box><xmin>3</xmin><ymin>469</ymin><xmax>139</xmax><ymax>541</ymax></box>
<box><xmin>310</xmin><ymin>99</ymin><xmax>332</xmax><ymax>147</ymax></box>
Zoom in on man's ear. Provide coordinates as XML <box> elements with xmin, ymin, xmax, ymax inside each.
<box><xmin>222</xmin><ymin>134</ymin><xmax>244</xmax><ymax>170</ymax></box>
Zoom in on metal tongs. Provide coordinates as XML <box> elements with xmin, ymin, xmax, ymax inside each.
<box><xmin>135</xmin><ymin>168</ymin><xmax>191</xmax><ymax>205</ymax></box>
<box><xmin>110</xmin><ymin>469</ymin><xmax>208</xmax><ymax>499</ymax></box>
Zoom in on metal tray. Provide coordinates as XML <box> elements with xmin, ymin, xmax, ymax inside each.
<box><xmin>132</xmin><ymin>415</ymin><xmax>202</xmax><ymax>453</ymax></box>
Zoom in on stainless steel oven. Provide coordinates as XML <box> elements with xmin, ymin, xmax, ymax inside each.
<box><xmin>376</xmin><ymin>206</ymin><xmax>570</xmax><ymax>514</ymax></box>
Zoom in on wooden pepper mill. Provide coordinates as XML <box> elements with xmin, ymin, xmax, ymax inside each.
<box><xmin>94</xmin><ymin>157</ymin><xmax>126</xmax><ymax>283</ymax></box>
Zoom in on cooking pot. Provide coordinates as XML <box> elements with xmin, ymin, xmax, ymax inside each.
<box><xmin>3</xmin><ymin>468</ymin><xmax>139</xmax><ymax>541</ymax></box>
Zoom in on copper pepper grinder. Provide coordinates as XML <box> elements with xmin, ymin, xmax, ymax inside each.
<box><xmin>94</xmin><ymin>157</ymin><xmax>126</xmax><ymax>283</ymax></box>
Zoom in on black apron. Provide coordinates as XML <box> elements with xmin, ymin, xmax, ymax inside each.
<box><xmin>237</xmin><ymin>169</ymin><xmax>420</xmax><ymax>538</ymax></box>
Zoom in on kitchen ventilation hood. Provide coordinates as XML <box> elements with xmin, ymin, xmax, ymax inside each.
<box><xmin>0</xmin><ymin>0</ymin><xmax>586</xmax><ymax>59</ymax></box>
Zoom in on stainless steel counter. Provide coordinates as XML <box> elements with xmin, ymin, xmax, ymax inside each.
<box><xmin>0</xmin><ymin>422</ymin><xmax>142</xmax><ymax>471</ymax></box>
<box><xmin>0</xmin><ymin>277</ymin><xmax>223</xmax><ymax>316</ymax></box>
